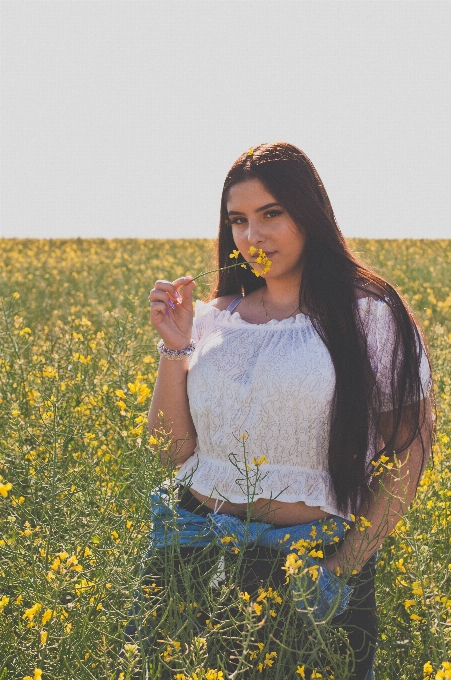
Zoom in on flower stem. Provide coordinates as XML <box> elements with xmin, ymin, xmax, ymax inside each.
<box><xmin>190</xmin><ymin>261</ymin><xmax>251</xmax><ymax>283</ymax></box>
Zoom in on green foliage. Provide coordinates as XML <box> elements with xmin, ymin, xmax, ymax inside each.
<box><xmin>0</xmin><ymin>238</ymin><xmax>450</xmax><ymax>679</ymax></box>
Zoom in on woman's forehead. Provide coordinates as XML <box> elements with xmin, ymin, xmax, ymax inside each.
<box><xmin>226</xmin><ymin>179</ymin><xmax>275</xmax><ymax>210</ymax></box>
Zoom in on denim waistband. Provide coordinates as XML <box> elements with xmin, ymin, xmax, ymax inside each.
<box><xmin>148</xmin><ymin>485</ymin><xmax>354</xmax><ymax>623</ymax></box>
<box><xmin>175</xmin><ymin>484</ymin><xmax>344</xmax><ymax>557</ymax></box>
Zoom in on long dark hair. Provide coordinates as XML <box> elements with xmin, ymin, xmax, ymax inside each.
<box><xmin>215</xmin><ymin>142</ymin><xmax>434</xmax><ymax>515</ymax></box>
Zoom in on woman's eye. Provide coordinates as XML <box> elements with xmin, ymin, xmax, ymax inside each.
<box><xmin>230</xmin><ymin>211</ymin><xmax>282</xmax><ymax>225</ymax></box>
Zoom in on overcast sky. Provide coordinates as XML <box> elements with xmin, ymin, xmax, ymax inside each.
<box><xmin>1</xmin><ymin>1</ymin><xmax>450</xmax><ymax>240</ymax></box>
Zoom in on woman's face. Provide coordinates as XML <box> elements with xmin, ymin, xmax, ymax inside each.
<box><xmin>226</xmin><ymin>178</ymin><xmax>306</xmax><ymax>280</ymax></box>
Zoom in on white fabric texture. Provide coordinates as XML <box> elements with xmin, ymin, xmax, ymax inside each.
<box><xmin>174</xmin><ymin>297</ymin><xmax>431</xmax><ymax>519</ymax></box>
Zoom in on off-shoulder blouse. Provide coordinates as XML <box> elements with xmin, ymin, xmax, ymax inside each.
<box><xmin>174</xmin><ymin>297</ymin><xmax>431</xmax><ymax>519</ymax></box>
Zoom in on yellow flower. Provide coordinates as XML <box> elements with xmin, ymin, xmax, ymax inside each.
<box><xmin>22</xmin><ymin>602</ymin><xmax>42</xmax><ymax>622</ymax></box>
<box><xmin>40</xmin><ymin>630</ymin><xmax>48</xmax><ymax>644</ymax></box>
<box><xmin>42</xmin><ymin>366</ymin><xmax>57</xmax><ymax>379</ymax></box>
<box><xmin>0</xmin><ymin>481</ymin><xmax>12</xmax><ymax>497</ymax></box>
<box><xmin>220</xmin><ymin>535</ymin><xmax>236</xmax><ymax>544</ymax></box>
<box><xmin>359</xmin><ymin>516</ymin><xmax>372</xmax><ymax>528</ymax></box>
<box><xmin>41</xmin><ymin>609</ymin><xmax>54</xmax><ymax>625</ymax></box>
<box><xmin>254</xmin><ymin>602</ymin><xmax>263</xmax><ymax>615</ymax></box>
<box><xmin>205</xmin><ymin>671</ymin><xmax>224</xmax><ymax>680</ymax></box>
<box><xmin>296</xmin><ymin>666</ymin><xmax>306</xmax><ymax>678</ymax></box>
<box><xmin>24</xmin><ymin>671</ymin><xmax>42</xmax><ymax>680</ymax></box>
<box><xmin>229</xmin><ymin>250</ymin><xmax>240</xmax><ymax>259</ymax></box>
<box><xmin>252</xmin><ymin>455</ymin><xmax>268</xmax><ymax>466</ymax></box>
<box><xmin>256</xmin><ymin>590</ymin><xmax>268</xmax><ymax>602</ymax></box>
<box><xmin>240</xmin><ymin>591</ymin><xmax>250</xmax><ymax>601</ymax></box>
<box><xmin>283</xmin><ymin>553</ymin><xmax>303</xmax><ymax>578</ymax></box>
<box><xmin>247</xmin><ymin>147</ymin><xmax>253</xmax><ymax>156</ymax></box>
<box><xmin>50</xmin><ymin>557</ymin><xmax>61</xmax><ymax>571</ymax></box>
<box><xmin>290</xmin><ymin>538</ymin><xmax>311</xmax><ymax>554</ymax></box>
<box><xmin>424</xmin><ymin>661</ymin><xmax>433</xmax><ymax>675</ymax></box>
<box><xmin>247</xmin><ymin>247</ymin><xmax>272</xmax><ymax>276</ymax></box>
<box><xmin>395</xmin><ymin>558</ymin><xmax>406</xmax><ymax>573</ymax></box>
<box><xmin>262</xmin><ymin>652</ymin><xmax>277</xmax><ymax>667</ymax></box>
<box><xmin>307</xmin><ymin>564</ymin><xmax>320</xmax><ymax>581</ymax></box>
<box><xmin>0</xmin><ymin>595</ymin><xmax>10</xmax><ymax>613</ymax></box>
<box><xmin>74</xmin><ymin>578</ymin><xmax>95</xmax><ymax>596</ymax></box>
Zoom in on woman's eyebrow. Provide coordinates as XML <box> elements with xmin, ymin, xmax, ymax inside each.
<box><xmin>228</xmin><ymin>202</ymin><xmax>281</xmax><ymax>216</ymax></box>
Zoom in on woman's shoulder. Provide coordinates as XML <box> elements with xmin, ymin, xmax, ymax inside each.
<box><xmin>204</xmin><ymin>295</ymin><xmax>240</xmax><ymax>312</ymax></box>
<box><xmin>352</xmin><ymin>279</ymin><xmax>395</xmax><ymax>344</ymax></box>
<box><xmin>353</xmin><ymin>278</ymin><xmax>386</xmax><ymax>303</ymax></box>
<box><xmin>193</xmin><ymin>295</ymin><xmax>239</xmax><ymax>324</ymax></box>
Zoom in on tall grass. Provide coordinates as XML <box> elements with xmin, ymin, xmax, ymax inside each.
<box><xmin>0</xmin><ymin>238</ymin><xmax>449</xmax><ymax>679</ymax></box>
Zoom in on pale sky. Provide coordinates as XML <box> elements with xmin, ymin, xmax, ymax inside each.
<box><xmin>1</xmin><ymin>1</ymin><xmax>450</xmax><ymax>240</ymax></box>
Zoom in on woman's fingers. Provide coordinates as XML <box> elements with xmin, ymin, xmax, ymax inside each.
<box><xmin>179</xmin><ymin>277</ymin><xmax>195</xmax><ymax>309</ymax></box>
<box><xmin>149</xmin><ymin>277</ymin><xmax>194</xmax><ymax>308</ymax></box>
<box><xmin>148</xmin><ymin>288</ymin><xmax>172</xmax><ymax>303</ymax></box>
<box><xmin>149</xmin><ymin>300</ymin><xmax>168</xmax><ymax>316</ymax></box>
<box><xmin>153</xmin><ymin>277</ymin><xmax>192</xmax><ymax>297</ymax></box>
<box><xmin>149</xmin><ymin>276</ymin><xmax>195</xmax><ymax>326</ymax></box>
<box><xmin>151</xmin><ymin>280</ymin><xmax>178</xmax><ymax>304</ymax></box>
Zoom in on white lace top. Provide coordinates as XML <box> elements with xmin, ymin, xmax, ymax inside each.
<box><xmin>174</xmin><ymin>296</ymin><xmax>431</xmax><ymax>519</ymax></box>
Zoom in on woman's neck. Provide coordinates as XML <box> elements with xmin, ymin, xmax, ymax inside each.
<box><xmin>264</xmin><ymin>275</ymin><xmax>302</xmax><ymax>306</ymax></box>
<box><xmin>261</xmin><ymin>275</ymin><xmax>304</xmax><ymax>318</ymax></box>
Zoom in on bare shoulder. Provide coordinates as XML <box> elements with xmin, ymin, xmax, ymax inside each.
<box><xmin>354</xmin><ymin>278</ymin><xmax>385</xmax><ymax>302</ymax></box>
<box><xmin>206</xmin><ymin>295</ymin><xmax>239</xmax><ymax>312</ymax></box>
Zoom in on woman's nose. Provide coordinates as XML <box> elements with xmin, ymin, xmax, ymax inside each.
<box><xmin>247</xmin><ymin>219</ymin><xmax>264</xmax><ymax>245</ymax></box>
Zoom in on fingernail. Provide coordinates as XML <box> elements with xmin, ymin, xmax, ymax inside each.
<box><xmin>165</xmin><ymin>309</ymin><xmax>170</xmax><ymax>317</ymax></box>
<box><xmin>168</xmin><ymin>300</ymin><xmax>176</xmax><ymax>310</ymax></box>
<box><xmin>174</xmin><ymin>291</ymin><xmax>181</xmax><ymax>300</ymax></box>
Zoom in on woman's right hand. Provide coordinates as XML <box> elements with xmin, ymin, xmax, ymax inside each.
<box><xmin>149</xmin><ymin>276</ymin><xmax>196</xmax><ymax>350</ymax></box>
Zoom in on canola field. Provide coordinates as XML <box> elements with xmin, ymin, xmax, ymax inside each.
<box><xmin>0</xmin><ymin>238</ymin><xmax>450</xmax><ymax>680</ymax></box>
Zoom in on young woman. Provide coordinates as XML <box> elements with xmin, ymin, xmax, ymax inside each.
<box><xmin>144</xmin><ymin>142</ymin><xmax>433</xmax><ymax>680</ymax></box>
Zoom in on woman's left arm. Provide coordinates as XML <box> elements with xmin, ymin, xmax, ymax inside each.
<box><xmin>323</xmin><ymin>397</ymin><xmax>433</xmax><ymax>576</ymax></box>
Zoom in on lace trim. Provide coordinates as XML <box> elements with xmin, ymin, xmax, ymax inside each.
<box><xmin>194</xmin><ymin>299</ymin><xmax>311</xmax><ymax>329</ymax></box>
<box><xmin>174</xmin><ymin>453</ymin><xmax>350</xmax><ymax>519</ymax></box>
<box><xmin>193</xmin><ymin>296</ymin><xmax>388</xmax><ymax>330</ymax></box>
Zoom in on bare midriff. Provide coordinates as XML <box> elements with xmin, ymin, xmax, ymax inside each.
<box><xmin>189</xmin><ymin>487</ymin><xmax>332</xmax><ymax>526</ymax></box>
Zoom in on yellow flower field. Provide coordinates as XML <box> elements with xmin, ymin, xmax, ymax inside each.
<box><xmin>0</xmin><ymin>238</ymin><xmax>450</xmax><ymax>679</ymax></box>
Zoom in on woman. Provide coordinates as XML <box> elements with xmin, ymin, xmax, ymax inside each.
<box><xmin>142</xmin><ymin>142</ymin><xmax>433</xmax><ymax>680</ymax></box>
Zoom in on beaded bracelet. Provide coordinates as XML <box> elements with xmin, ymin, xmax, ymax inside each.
<box><xmin>157</xmin><ymin>339</ymin><xmax>196</xmax><ymax>360</ymax></box>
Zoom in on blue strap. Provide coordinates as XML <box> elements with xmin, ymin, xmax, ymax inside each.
<box><xmin>225</xmin><ymin>296</ymin><xmax>243</xmax><ymax>314</ymax></box>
